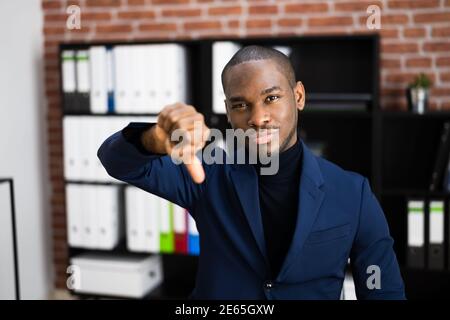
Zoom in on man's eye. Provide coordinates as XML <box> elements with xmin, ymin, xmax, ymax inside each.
<box><xmin>266</xmin><ymin>95</ymin><xmax>280</xmax><ymax>103</ymax></box>
<box><xmin>232</xmin><ymin>103</ymin><xmax>247</xmax><ymax>109</ymax></box>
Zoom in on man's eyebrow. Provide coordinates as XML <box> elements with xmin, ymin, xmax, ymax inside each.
<box><xmin>228</xmin><ymin>86</ymin><xmax>282</xmax><ymax>102</ymax></box>
<box><xmin>260</xmin><ymin>86</ymin><xmax>282</xmax><ymax>95</ymax></box>
<box><xmin>228</xmin><ymin>96</ymin><xmax>247</xmax><ymax>102</ymax></box>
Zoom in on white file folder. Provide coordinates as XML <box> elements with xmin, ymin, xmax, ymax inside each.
<box><xmin>407</xmin><ymin>200</ymin><xmax>425</xmax><ymax>268</ymax></box>
<box><xmin>66</xmin><ymin>184</ymin><xmax>83</xmax><ymax>247</ymax></box>
<box><xmin>142</xmin><ymin>192</ymin><xmax>161</xmax><ymax>253</ymax></box>
<box><xmin>96</xmin><ymin>185</ymin><xmax>120</xmax><ymax>249</ymax></box>
<box><xmin>62</xmin><ymin>50</ymin><xmax>76</xmax><ymax>93</ymax></box>
<box><xmin>89</xmin><ymin>46</ymin><xmax>108</xmax><ymax>113</ymax></box>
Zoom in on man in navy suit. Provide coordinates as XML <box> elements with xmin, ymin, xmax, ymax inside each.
<box><xmin>98</xmin><ymin>45</ymin><xmax>405</xmax><ymax>299</ymax></box>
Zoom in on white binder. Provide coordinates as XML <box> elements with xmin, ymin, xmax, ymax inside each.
<box><xmin>142</xmin><ymin>192</ymin><xmax>161</xmax><ymax>253</ymax></box>
<box><xmin>61</xmin><ymin>50</ymin><xmax>76</xmax><ymax>93</ymax></box>
<box><xmin>125</xmin><ymin>187</ymin><xmax>143</xmax><ymax>252</ymax></box>
<box><xmin>66</xmin><ymin>184</ymin><xmax>83</xmax><ymax>247</ymax></box>
<box><xmin>76</xmin><ymin>50</ymin><xmax>90</xmax><ymax>94</ymax></box>
<box><xmin>97</xmin><ymin>185</ymin><xmax>120</xmax><ymax>249</ymax></box>
<box><xmin>82</xmin><ymin>185</ymin><xmax>98</xmax><ymax>248</ymax></box>
<box><xmin>89</xmin><ymin>46</ymin><xmax>108</xmax><ymax>113</ymax></box>
<box><xmin>114</xmin><ymin>46</ymin><xmax>132</xmax><ymax>113</ymax></box>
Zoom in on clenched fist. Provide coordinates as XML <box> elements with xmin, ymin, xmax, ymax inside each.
<box><xmin>141</xmin><ymin>103</ymin><xmax>210</xmax><ymax>184</ymax></box>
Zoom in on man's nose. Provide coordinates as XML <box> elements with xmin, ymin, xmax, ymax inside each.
<box><xmin>248</xmin><ymin>103</ymin><xmax>270</xmax><ymax>128</ymax></box>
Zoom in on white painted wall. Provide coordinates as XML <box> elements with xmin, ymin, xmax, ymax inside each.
<box><xmin>0</xmin><ymin>0</ymin><xmax>53</xmax><ymax>299</ymax></box>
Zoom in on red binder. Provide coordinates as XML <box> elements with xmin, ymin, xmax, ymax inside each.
<box><xmin>174</xmin><ymin>206</ymin><xmax>188</xmax><ymax>254</ymax></box>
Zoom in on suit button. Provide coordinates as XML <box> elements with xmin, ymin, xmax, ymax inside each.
<box><xmin>264</xmin><ymin>281</ymin><xmax>274</xmax><ymax>290</ymax></box>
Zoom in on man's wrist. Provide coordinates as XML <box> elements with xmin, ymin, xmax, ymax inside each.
<box><xmin>141</xmin><ymin>125</ymin><xmax>166</xmax><ymax>155</ymax></box>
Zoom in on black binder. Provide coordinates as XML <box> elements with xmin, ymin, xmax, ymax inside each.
<box><xmin>428</xmin><ymin>200</ymin><xmax>445</xmax><ymax>270</ymax></box>
<box><xmin>407</xmin><ymin>199</ymin><xmax>425</xmax><ymax>268</ymax></box>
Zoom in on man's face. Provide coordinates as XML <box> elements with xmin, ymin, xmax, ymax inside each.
<box><xmin>223</xmin><ymin>59</ymin><xmax>305</xmax><ymax>155</ymax></box>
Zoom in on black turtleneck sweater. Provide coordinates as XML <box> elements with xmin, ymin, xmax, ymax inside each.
<box><xmin>254</xmin><ymin>138</ymin><xmax>303</xmax><ymax>279</ymax></box>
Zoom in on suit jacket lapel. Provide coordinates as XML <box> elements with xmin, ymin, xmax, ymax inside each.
<box><xmin>230</xmin><ymin>164</ymin><xmax>269</xmax><ymax>269</ymax></box>
<box><xmin>277</xmin><ymin>140</ymin><xmax>325</xmax><ymax>281</ymax></box>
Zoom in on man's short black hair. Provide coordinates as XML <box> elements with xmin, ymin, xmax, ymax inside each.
<box><xmin>221</xmin><ymin>45</ymin><xmax>297</xmax><ymax>91</ymax></box>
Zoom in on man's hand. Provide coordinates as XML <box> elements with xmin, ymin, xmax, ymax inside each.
<box><xmin>141</xmin><ymin>103</ymin><xmax>210</xmax><ymax>184</ymax></box>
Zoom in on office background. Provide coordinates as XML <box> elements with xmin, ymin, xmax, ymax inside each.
<box><xmin>0</xmin><ymin>0</ymin><xmax>449</xmax><ymax>299</ymax></box>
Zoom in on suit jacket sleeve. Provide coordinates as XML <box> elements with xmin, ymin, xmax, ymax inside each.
<box><xmin>350</xmin><ymin>178</ymin><xmax>406</xmax><ymax>300</ymax></box>
<box><xmin>97</xmin><ymin>122</ymin><xmax>207</xmax><ymax>215</ymax></box>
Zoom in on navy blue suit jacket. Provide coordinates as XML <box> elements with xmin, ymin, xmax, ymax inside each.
<box><xmin>98</xmin><ymin>127</ymin><xmax>405</xmax><ymax>300</ymax></box>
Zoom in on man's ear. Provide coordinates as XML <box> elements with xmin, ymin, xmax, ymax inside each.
<box><xmin>294</xmin><ymin>81</ymin><xmax>305</xmax><ymax>112</ymax></box>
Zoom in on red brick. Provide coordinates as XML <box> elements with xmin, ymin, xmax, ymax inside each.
<box><xmin>308</xmin><ymin>16</ymin><xmax>353</xmax><ymax>27</ymax></box>
<box><xmin>432</xmin><ymin>27</ymin><xmax>450</xmax><ymax>38</ymax></box>
<box><xmin>138</xmin><ymin>22</ymin><xmax>177</xmax><ymax>32</ymax></box>
<box><xmin>128</xmin><ymin>0</ymin><xmax>146</xmax><ymax>5</ymax></box>
<box><xmin>42</xmin><ymin>0</ymin><xmax>61</xmax><ymax>10</ymax></box>
<box><xmin>246</xmin><ymin>19</ymin><xmax>272</xmax><ymax>29</ymax></box>
<box><xmin>208</xmin><ymin>6</ymin><xmax>242</xmax><ymax>16</ymax></box>
<box><xmin>381</xmin><ymin>58</ymin><xmax>401</xmax><ymax>69</ymax></box>
<box><xmin>382</xmin><ymin>14</ymin><xmax>409</xmax><ymax>24</ymax></box>
<box><xmin>249</xmin><ymin>5</ymin><xmax>278</xmax><ymax>15</ymax></box>
<box><xmin>228</xmin><ymin>20</ymin><xmax>240</xmax><ymax>29</ymax></box>
<box><xmin>43</xmin><ymin>26</ymin><xmax>66</xmax><ymax>35</ymax></box>
<box><xmin>96</xmin><ymin>24</ymin><xmax>133</xmax><ymax>33</ymax></box>
<box><xmin>81</xmin><ymin>12</ymin><xmax>112</xmax><ymax>21</ymax></box>
<box><xmin>86</xmin><ymin>0</ymin><xmax>120</xmax><ymax>7</ymax></box>
<box><xmin>184</xmin><ymin>21</ymin><xmax>221</xmax><ymax>31</ymax></box>
<box><xmin>382</xmin><ymin>43</ymin><xmax>418</xmax><ymax>53</ymax></box>
<box><xmin>406</xmin><ymin>57</ymin><xmax>432</xmax><ymax>68</ymax></box>
<box><xmin>388</xmin><ymin>0</ymin><xmax>440</xmax><ymax>8</ymax></box>
<box><xmin>380</xmin><ymin>28</ymin><xmax>399</xmax><ymax>39</ymax></box>
<box><xmin>414</xmin><ymin>12</ymin><xmax>450</xmax><ymax>23</ymax></box>
<box><xmin>152</xmin><ymin>0</ymin><xmax>190</xmax><ymax>4</ymax></box>
<box><xmin>441</xmin><ymin>73</ymin><xmax>450</xmax><ymax>83</ymax></box>
<box><xmin>66</xmin><ymin>0</ymin><xmax>83</xmax><ymax>6</ymax></box>
<box><xmin>437</xmin><ymin>57</ymin><xmax>450</xmax><ymax>67</ymax></box>
<box><xmin>403</xmin><ymin>28</ymin><xmax>426</xmax><ymax>38</ymax></box>
<box><xmin>385</xmin><ymin>73</ymin><xmax>421</xmax><ymax>84</ymax></box>
<box><xmin>278</xmin><ymin>18</ymin><xmax>303</xmax><ymax>28</ymax></box>
<box><xmin>423</xmin><ymin>42</ymin><xmax>450</xmax><ymax>53</ymax></box>
<box><xmin>117</xmin><ymin>11</ymin><xmax>156</xmax><ymax>19</ymax></box>
<box><xmin>431</xmin><ymin>88</ymin><xmax>450</xmax><ymax>96</ymax></box>
<box><xmin>162</xmin><ymin>8</ymin><xmax>201</xmax><ymax>17</ymax></box>
<box><xmin>335</xmin><ymin>1</ymin><xmax>383</xmax><ymax>11</ymax></box>
<box><xmin>284</xmin><ymin>3</ymin><xmax>329</xmax><ymax>13</ymax></box>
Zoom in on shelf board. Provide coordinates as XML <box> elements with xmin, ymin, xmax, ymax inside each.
<box><xmin>381</xmin><ymin>188</ymin><xmax>450</xmax><ymax>197</ymax></box>
<box><xmin>301</xmin><ymin>110</ymin><xmax>372</xmax><ymax>118</ymax></box>
<box><xmin>63</xmin><ymin>113</ymin><xmax>158</xmax><ymax>117</ymax></box>
<box><xmin>380</xmin><ymin>111</ymin><xmax>450</xmax><ymax>119</ymax></box>
<box><xmin>65</xmin><ymin>180</ymin><xmax>126</xmax><ymax>186</ymax></box>
<box><xmin>68</xmin><ymin>245</ymin><xmax>200</xmax><ymax>258</ymax></box>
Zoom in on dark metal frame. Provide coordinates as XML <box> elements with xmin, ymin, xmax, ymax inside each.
<box><xmin>0</xmin><ymin>178</ymin><xmax>20</xmax><ymax>300</ymax></box>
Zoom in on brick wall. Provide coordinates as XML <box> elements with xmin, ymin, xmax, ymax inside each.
<box><xmin>42</xmin><ymin>0</ymin><xmax>450</xmax><ymax>289</ymax></box>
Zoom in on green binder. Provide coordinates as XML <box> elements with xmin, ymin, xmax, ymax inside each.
<box><xmin>159</xmin><ymin>200</ymin><xmax>174</xmax><ymax>253</ymax></box>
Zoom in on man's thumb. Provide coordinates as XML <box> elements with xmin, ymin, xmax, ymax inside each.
<box><xmin>184</xmin><ymin>154</ymin><xmax>205</xmax><ymax>184</ymax></box>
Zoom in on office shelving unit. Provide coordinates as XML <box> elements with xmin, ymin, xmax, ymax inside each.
<box><xmin>59</xmin><ymin>34</ymin><xmax>449</xmax><ymax>299</ymax></box>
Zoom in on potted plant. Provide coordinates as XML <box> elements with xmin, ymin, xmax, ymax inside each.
<box><xmin>407</xmin><ymin>73</ymin><xmax>432</xmax><ymax>114</ymax></box>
